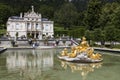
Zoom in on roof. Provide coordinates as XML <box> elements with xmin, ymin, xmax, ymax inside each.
<box><xmin>42</xmin><ymin>18</ymin><xmax>48</xmax><ymax>21</ymax></box>
<box><xmin>10</xmin><ymin>16</ymin><xmax>23</xmax><ymax>20</ymax></box>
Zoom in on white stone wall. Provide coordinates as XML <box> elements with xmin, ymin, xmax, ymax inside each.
<box><xmin>42</xmin><ymin>21</ymin><xmax>54</xmax><ymax>36</ymax></box>
<box><xmin>6</xmin><ymin>6</ymin><xmax>54</xmax><ymax>39</ymax></box>
<box><xmin>9</xmin><ymin>32</ymin><xmax>16</xmax><ymax>37</ymax></box>
<box><xmin>18</xmin><ymin>31</ymin><xmax>27</xmax><ymax>37</ymax></box>
<box><xmin>7</xmin><ymin>21</ymin><xmax>27</xmax><ymax>37</ymax></box>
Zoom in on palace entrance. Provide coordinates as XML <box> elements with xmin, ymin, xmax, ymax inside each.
<box><xmin>27</xmin><ymin>31</ymin><xmax>39</xmax><ymax>39</ymax></box>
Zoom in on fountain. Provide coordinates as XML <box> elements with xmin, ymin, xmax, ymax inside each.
<box><xmin>58</xmin><ymin>37</ymin><xmax>103</xmax><ymax>63</ymax></box>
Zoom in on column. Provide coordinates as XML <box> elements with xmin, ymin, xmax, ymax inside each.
<box><xmin>34</xmin><ymin>32</ymin><xmax>36</xmax><ymax>39</ymax></box>
<box><xmin>31</xmin><ymin>22</ymin><xmax>33</xmax><ymax>35</ymax></box>
<box><xmin>38</xmin><ymin>32</ymin><xmax>42</xmax><ymax>40</ymax></box>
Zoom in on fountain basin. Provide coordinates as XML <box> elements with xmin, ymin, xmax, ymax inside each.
<box><xmin>58</xmin><ymin>54</ymin><xmax>103</xmax><ymax>63</ymax></box>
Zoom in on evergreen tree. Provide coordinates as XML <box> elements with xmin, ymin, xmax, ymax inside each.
<box><xmin>54</xmin><ymin>3</ymin><xmax>78</xmax><ymax>29</ymax></box>
<box><xmin>38</xmin><ymin>5</ymin><xmax>54</xmax><ymax>19</ymax></box>
<box><xmin>100</xmin><ymin>2</ymin><xmax>120</xmax><ymax>29</ymax></box>
<box><xmin>0</xmin><ymin>4</ymin><xmax>13</xmax><ymax>29</ymax></box>
<box><xmin>84</xmin><ymin>0</ymin><xmax>102</xmax><ymax>30</ymax></box>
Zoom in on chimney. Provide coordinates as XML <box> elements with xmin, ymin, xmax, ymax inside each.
<box><xmin>20</xmin><ymin>13</ymin><xmax>22</xmax><ymax>18</ymax></box>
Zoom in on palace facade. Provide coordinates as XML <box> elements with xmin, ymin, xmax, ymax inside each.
<box><xmin>7</xmin><ymin>6</ymin><xmax>54</xmax><ymax>40</ymax></box>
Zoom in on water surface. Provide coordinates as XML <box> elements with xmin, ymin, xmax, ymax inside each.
<box><xmin>0</xmin><ymin>49</ymin><xmax>120</xmax><ymax>80</ymax></box>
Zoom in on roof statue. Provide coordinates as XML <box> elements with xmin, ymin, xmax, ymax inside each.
<box><xmin>31</xmin><ymin>5</ymin><xmax>34</xmax><ymax>12</ymax></box>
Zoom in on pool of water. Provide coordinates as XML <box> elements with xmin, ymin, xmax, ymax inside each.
<box><xmin>0</xmin><ymin>49</ymin><xmax>120</xmax><ymax>80</ymax></box>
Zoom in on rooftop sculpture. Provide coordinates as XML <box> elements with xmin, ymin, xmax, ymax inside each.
<box><xmin>58</xmin><ymin>37</ymin><xmax>103</xmax><ymax>63</ymax></box>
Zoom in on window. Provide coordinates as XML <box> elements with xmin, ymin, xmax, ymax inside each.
<box><xmin>36</xmin><ymin>23</ymin><xmax>39</xmax><ymax>29</ymax></box>
<box><xmin>45</xmin><ymin>25</ymin><xmax>49</xmax><ymax>31</ymax></box>
<box><xmin>11</xmin><ymin>25</ymin><xmax>14</xmax><ymax>29</ymax></box>
<box><xmin>16</xmin><ymin>23</ymin><xmax>19</xmax><ymax>30</ymax></box>
<box><xmin>27</xmin><ymin>23</ymin><xmax>30</xmax><ymax>29</ymax></box>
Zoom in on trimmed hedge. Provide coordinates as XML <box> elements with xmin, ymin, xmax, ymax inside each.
<box><xmin>54</xmin><ymin>28</ymin><xmax>85</xmax><ymax>38</ymax></box>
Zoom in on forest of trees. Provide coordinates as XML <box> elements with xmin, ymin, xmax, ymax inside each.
<box><xmin>0</xmin><ymin>0</ymin><xmax>120</xmax><ymax>45</ymax></box>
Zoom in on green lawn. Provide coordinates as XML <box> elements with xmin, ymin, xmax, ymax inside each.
<box><xmin>112</xmin><ymin>44</ymin><xmax>120</xmax><ymax>49</ymax></box>
<box><xmin>0</xmin><ymin>29</ymin><xmax>6</xmax><ymax>37</ymax></box>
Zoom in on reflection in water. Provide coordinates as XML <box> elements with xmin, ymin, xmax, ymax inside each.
<box><xmin>6</xmin><ymin>50</ymin><xmax>54</xmax><ymax>80</ymax></box>
<box><xmin>60</xmin><ymin>60</ymin><xmax>102</xmax><ymax>80</ymax></box>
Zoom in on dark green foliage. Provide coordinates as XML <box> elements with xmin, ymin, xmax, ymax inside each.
<box><xmin>69</xmin><ymin>28</ymin><xmax>85</xmax><ymax>38</ymax></box>
<box><xmin>0</xmin><ymin>4</ymin><xmax>13</xmax><ymax>29</ymax></box>
<box><xmin>93</xmin><ymin>28</ymin><xmax>105</xmax><ymax>42</ymax></box>
<box><xmin>104</xmin><ymin>26</ymin><xmax>119</xmax><ymax>42</ymax></box>
<box><xmin>54</xmin><ymin>3</ymin><xmax>78</xmax><ymax>29</ymax></box>
<box><xmin>54</xmin><ymin>27</ymin><xmax>85</xmax><ymax>38</ymax></box>
<box><xmin>84</xmin><ymin>0</ymin><xmax>102</xmax><ymax>30</ymax></box>
<box><xmin>0</xmin><ymin>0</ymin><xmax>120</xmax><ymax>44</ymax></box>
<box><xmin>85</xmin><ymin>30</ymin><xmax>94</xmax><ymax>41</ymax></box>
<box><xmin>38</xmin><ymin>5</ymin><xmax>54</xmax><ymax>19</ymax></box>
<box><xmin>54</xmin><ymin>30</ymin><xmax>68</xmax><ymax>37</ymax></box>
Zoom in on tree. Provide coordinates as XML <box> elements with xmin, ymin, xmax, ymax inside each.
<box><xmin>0</xmin><ymin>4</ymin><xmax>13</xmax><ymax>29</ymax></box>
<box><xmin>75</xmin><ymin>12</ymin><xmax>85</xmax><ymax>26</ymax></box>
<box><xmin>85</xmin><ymin>30</ymin><xmax>94</xmax><ymax>45</ymax></box>
<box><xmin>54</xmin><ymin>3</ymin><xmax>78</xmax><ymax>29</ymax></box>
<box><xmin>69</xmin><ymin>28</ymin><xmax>85</xmax><ymax>38</ymax></box>
<box><xmin>38</xmin><ymin>5</ymin><xmax>54</xmax><ymax>19</ymax></box>
<box><xmin>115</xmin><ymin>29</ymin><xmax>120</xmax><ymax>42</ymax></box>
<box><xmin>93</xmin><ymin>28</ymin><xmax>105</xmax><ymax>46</ymax></box>
<box><xmin>84</xmin><ymin>0</ymin><xmax>102</xmax><ymax>30</ymax></box>
<box><xmin>111</xmin><ymin>3</ymin><xmax>120</xmax><ymax>29</ymax></box>
<box><xmin>104</xmin><ymin>26</ymin><xmax>119</xmax><ymax>47</ymax></box>
<box><xmin>71</xmin><ymin>0</ymin><xmax>89</xmax><ymax>12</ymax></box>
<box><xmin>100</xmin><ymin>2</ymin><xmax>120</xmax><ymax>29</ymax></box>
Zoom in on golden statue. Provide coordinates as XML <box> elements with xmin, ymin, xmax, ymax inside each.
<box><xmin>80</xmin><ymin>37</ymin><xmax>89</xmax><ymax>48</ymax></box>
<box><xmin>68</xmin><ymin>46</ymin><xmax>77</xmax><ymax>58</ymax></box>
<box><xmin>61</xmin><ymin>48</ymin><xmax>68</xmax><ymax>56</ymax></box>
<box><xmin>59</xmin><ymin>36</ymin><xmax>103</xmax><ymax>62</ymax></box>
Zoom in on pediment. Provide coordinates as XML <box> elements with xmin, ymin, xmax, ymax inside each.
<box><xmin>24</xmin><ymin>12</ymin><xmax>41</xmax><ymax>18</ymax></box>
<box><xmin>24</xmin><ymin>6</ymin><xmax>41</xmax><ymax>18</ymax></box>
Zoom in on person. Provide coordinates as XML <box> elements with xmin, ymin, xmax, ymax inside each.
<box><xmin>32</xmin><ymin>43</ymin><xmax>35</xmax><ymax>48</ymax></box>
<box><xmin>56</xmin><ymin>40</ymin><xmax>59</xmax><ymax>46</ymax></box>
<box><xmin>28</xmin><ymin>39</ymin><xmax>32</xmax><ymax>45</ymax></box>
<box><xmin>11</xmin><ymin>40</ymin><xmax>15</xmax><ymax>47</ymax></box>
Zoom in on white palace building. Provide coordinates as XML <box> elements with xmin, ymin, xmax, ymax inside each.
<box><xmin>7</xmin><ymin>6</ymin><xmax>54</xmax><ymax>40</ymax></box>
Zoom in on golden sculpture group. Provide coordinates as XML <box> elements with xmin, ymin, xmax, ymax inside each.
<box><xmin>59</xmin><ymin>37</ymin><xmax>102</xmax><ymax>62</ymax></box>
